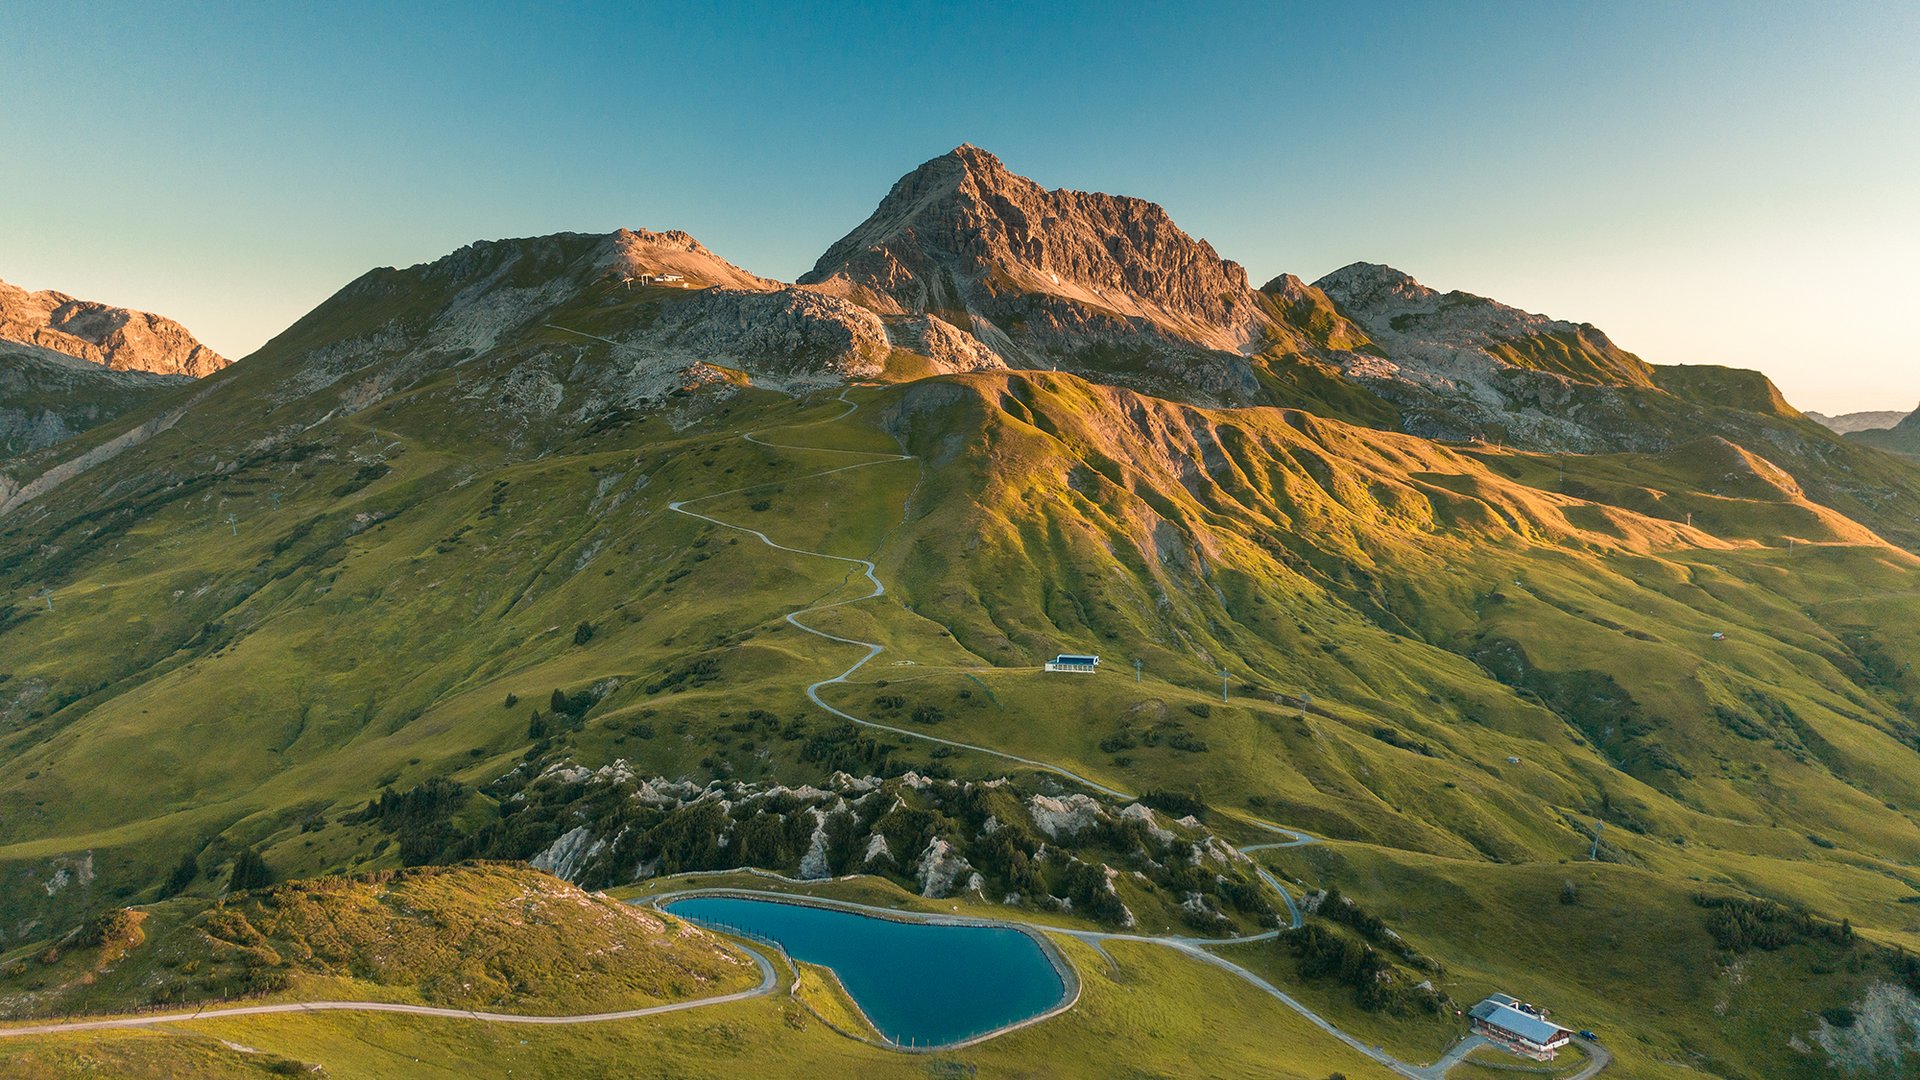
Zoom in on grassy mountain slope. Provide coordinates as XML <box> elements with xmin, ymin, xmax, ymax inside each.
<box><xmin>5</xmin><ymin>186</ymin><xmax>1920</xmax><ymax>1075</ymax></box>
<box><xmin>5</xmin><ymin>354</ymin><xmax>1920</xmax><ymax>1072</ymax></box>
<box><xmin>1854</xmin><ymin>407</ymin><xmax>1920</xmax><ymax>459</ymax></box>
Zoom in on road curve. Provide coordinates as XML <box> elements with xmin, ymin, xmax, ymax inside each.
<box><xmin>0</xmin><ymin>943</ymin><xmax>777</xmax><ymax>1039</ymax></box>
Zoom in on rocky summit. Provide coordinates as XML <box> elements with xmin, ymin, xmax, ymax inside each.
<box><xmin>0</xmin><ymin>278</ymin><xmax>226</xmax><ymax>378</ymax></box>
<box><xmin>802</xmin><ymin>145</ymin><xmax>1271</xmax><ymax>356</ymax></box>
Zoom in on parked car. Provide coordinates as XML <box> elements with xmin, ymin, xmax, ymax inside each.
<box><xmin>1578</xmin><ymin>1030</ymin><xmax>1599</xmax><ymax>1042</ymax></box>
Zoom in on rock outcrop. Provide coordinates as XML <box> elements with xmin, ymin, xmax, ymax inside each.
<box><xmin>1314</xmin><ymin>261</ymin><xmax>1654</xmax><ymax>394</ymax></box>
<box><xmin>0</xmin><ymin>344</ymin><xmax>188</xmax><ymax>458</ymax></box>
<box><xmin>0</xmin><ymin>279</ymin><xmax>226</xmax><ymax>378</ymax></box>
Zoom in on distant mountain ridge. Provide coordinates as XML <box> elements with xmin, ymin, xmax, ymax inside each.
<box><xmin>1809</xmin><ymin>408</ymin><xmax>1910</xmax><ymax>433</ymax></box>
<box><xmin>0</xmin><ymin>278</ymin><xmax>226</xmax><ymax>378</ymax></box>
<box><xmin>0</xmin><ymin>343</ymin><xmax>188</xmax><ymax>457</ymax></box>
<box><xmin>1851</xmin><ymin>404</ymin><xmax>1920</xmax><ymax>457</ymax></box>
<box><xmin>9</xmin><ymin>144</ymin><xmax>1919</xmax><ymax>541</ymax></box>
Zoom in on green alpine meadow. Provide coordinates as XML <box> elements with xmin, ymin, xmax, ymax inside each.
<box><xmin>5</xmin><ymin>7</ymin><xmax>1920</xmax><ymax>1076</ymax></box>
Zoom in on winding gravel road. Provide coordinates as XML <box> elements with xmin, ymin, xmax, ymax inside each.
<box><xmin>0</xmin><ymin>943</ymin><xmax>777</xmax><ymax>1039</ymax></box>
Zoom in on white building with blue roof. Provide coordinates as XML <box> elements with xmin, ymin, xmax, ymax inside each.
<box><xmin>1469</xmin><ymin>993</ymin><xmax>1573</xmax><ymax>1060</ymax></box>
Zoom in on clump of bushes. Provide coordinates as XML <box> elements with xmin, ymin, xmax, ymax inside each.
<box><xmin>1280</xmin><ymin>923</ymin><xmax>1444</xmax><ymax>1015</ymax></box>
<box><xmin>228</xmin><ymin>847</ymin><xmax>273</xmax><ymax>892</ymax></box>
<box><xmin>1694</xmin><ymin>894</ymin><xmax>1854</xmax><ymax>953</ymax></box>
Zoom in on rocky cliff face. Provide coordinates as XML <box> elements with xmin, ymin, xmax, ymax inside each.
<box><xmin>1304</xmin><ymin>262</ymin><xmax>1680</xmax><ymax>448</ymax></box>
<box><xmin>800</xmin><ymin>145</ymin><xmax>1291</xmax><ymax>396</ymax></box>
<box><xmin>0</xmin><ymin>279</ymin><xmax>227</xmax><ymax>378</ymax></box>
<box><xmin>0</xmin><ymin>344</ymin><xmax>187</xmax><ymax>459</ymax></box>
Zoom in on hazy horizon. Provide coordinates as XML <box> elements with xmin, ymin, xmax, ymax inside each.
<box><xmin>3</xmin><ymin>1</ymin><xmax>1915</xmax><ymax>413</ymax></box>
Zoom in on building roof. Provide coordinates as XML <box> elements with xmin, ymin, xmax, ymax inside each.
<box><xmin>1054</xmin><ymin>654</ymin><xmax>1099</xmax><ymax>663</ymax></box>
<box><xmin>1470</xmin><ymin>999</ymin><xmax>1567</xmax><ymax>1046</ymax></box>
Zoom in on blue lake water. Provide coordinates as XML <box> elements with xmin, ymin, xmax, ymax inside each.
<box><xmin>664</xmin><ymin>896</ymin><xmax>1067</xmax><ymax>1047</ymax></box>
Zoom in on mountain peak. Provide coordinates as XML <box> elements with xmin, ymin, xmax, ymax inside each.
<box><xmin>0</xmin><ymin>277</ymin><xmax>226</xmax><ymax>378</ymax></box>
<box><xmin>1312</xmin><ymin>262</ymin><xmax>1434</xmax><ymax>308</ymax></box>
<box><xmin>943</xmin><ymin>142</ymin><xmax>1009</xmax><ymax>173</ymax></box>
<box><xmin>801</xmin><ymin>146</ymin><xmax>1264</xmax><ymax>365</ymax></box>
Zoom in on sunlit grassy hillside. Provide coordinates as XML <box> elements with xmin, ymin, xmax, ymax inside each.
<box><xmin>4</xmin><ymin>254</ymin><xmax>1920</xmax><ymax>1077</ymax></box>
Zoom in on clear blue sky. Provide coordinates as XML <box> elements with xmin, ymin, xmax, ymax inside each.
<box><xmin>3</xmin><ymin>1</ymin><xmax>1915</xmax><ymax>412</ymax></box>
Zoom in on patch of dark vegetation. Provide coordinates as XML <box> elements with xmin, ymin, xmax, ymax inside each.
<box><xmin>227</xmin><ymin>847</ymin><xmax>273</xmax><ymax>892</ymax></box>
<box><xmin>1694</xmin><ymin>893</ymin><xmax>1855</xmax><ymax>953</ymax></box>
<box><xmin>645</xmin><ymin>656</ymin><xmax>719</xmax><ymax>694</ymax></box>
<box><xmin>801</xmin><ymin>721</ymin><xmax>905</xmax><ymax>775</ymax></box>
<box><xmin>330</xmin><ymin>461</ymin><xmax>391</xmax><ymax>498</ymax></box>
<box><xmin>1138</xmin><ymin>790</ymin><xmax>1207</xmax><ymax>821</ymax></box>
<box><xmin>549</xmin><ymin>687</ymin><xmax>595</xmax><ymax>719</ymax></box>
<box><xmin>1280</xmin><ymin>923</ymin><xmax>1447</xmax><ymax>1016</ymax></box>
<box><xmin>350</xmin><ymin>778</ymin><xmax>468</xmax><ymax>866</ymax></box>
<box><xmin>1369</xmin><ymin>726</ymin><xmax>1435</xmax><ymax>757</ymax></box>
<box><xmin>163</xmin><ymin>850</ymin><xmax>201</xmax><ymax>897</ymax></box>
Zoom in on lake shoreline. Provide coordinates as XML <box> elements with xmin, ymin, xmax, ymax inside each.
<box><xmin>643</xmin><ymin>887</ymin><xmax>1083</xmax><ymax>1052</ymax></box>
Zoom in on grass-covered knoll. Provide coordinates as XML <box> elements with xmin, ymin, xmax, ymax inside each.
<box><xmin>790</xmin><ymin>959</ymin><xmax>881</xmax><ymax>1042</ymax></box>
<box><xmin>0</xmin><ymin>863</ymin><xmax>755</xmax><ymax>1019</ymax></box>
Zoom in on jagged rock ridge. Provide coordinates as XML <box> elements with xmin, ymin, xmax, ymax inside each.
<box><xmin>800</xmin><ymin>145</ymin><xmax>1316</xmax><ymax>399</ymax></box>
<box><xmin>0</xmin><ymin>279</ymin><xmax>226</xmax><ymax>378</ymax></box>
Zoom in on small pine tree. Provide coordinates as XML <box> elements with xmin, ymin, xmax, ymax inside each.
<box><xmin>228</xmin><ymin>847</ymin><xmax>272</xmax><ymax>893</ymax></box>
<box><xmin>163</xmin><ymin>850</ymin><xmax>199</xmax><ymax>897</ymax></box>
<box><xmin>1561</xmin><ymin>880</ymin><xmax>1579</xmax><ymax>905</ymax></box>
<box><xmin>573</xmin><ymin>621</ymin><xmax>595</xmax><ymax>645</ymax></box>
<box><xmin>527</xmin><ymin>711</ymin><xmax>550</xmax><ymax>740</ymax></box>
<box><xmin>504</xmin><ymin>692</ymin><xmax>518</xmax><ymax>708</ymax></box>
